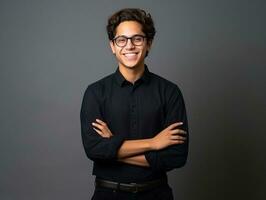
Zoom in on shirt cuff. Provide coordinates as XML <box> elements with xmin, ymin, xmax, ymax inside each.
<box><xmin>109</xmin><ymin>135</ymin><xmax>125</xmax><ymax>159</ymax></box>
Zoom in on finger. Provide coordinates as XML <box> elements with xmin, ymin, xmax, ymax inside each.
<box><xmin>168</xmin><ymin>122</ymin><xmax>183</xmax><ymax>130</ymax></box>
<box><xmin>93</xmin><ymin>127</ymin><xmax>111</xmax><ymax>138</ymax></box>
<box><xmin>171</xmin><ymin>138</ymin><xmax>186</xmax><ymax>144</ymax></box>
<box><xmin>92</xmin><ymin>122</ymin><xmax>103</xmax><ymax>130</ymax></box>
<box><xmin>92</xmin><ymin>121</ymin><xmax>113</xmax><ymax>136</ymax></box>
<box><xmin>171</xmin><ymin>135</ymin><xmax>186</xmax><ymax>141</ymax></box>
<box><xmin>96</xmin><ymin>119</ymin><xmax>107</xmax><ymax>126</ymax></box>
<box><xmin>171</xmin><ymin>129</ymin><xmax>187</xmax><ymax>135</ymax></box>
<box><xmin>108</xmin><ymin>130</ymin><xmax>113</xmax><ymax>136</ymax></box>
<box><xmin>101</xmin><ymin>129</ymin><xmax>112</xmax><ymax>136</ymax></box>
<box><xmin>170</xmin><ymin>134</ymin><xmax>185</xmax><ymax>139</ymax></box>
<box><xmin>93</xmin><ymin>127</ymin><xmax>103</xmax><ymax>136</ymax></box>
<box><xmin>99</xmin><ymin>124</ymin><xmax>112</xmax><ymax>135</ymax></box>
<box><xmin>172</xmin><ymin>140</ymin><xmax>185</xmax><ymax>145</ymax></box>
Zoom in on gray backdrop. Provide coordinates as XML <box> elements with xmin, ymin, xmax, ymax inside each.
<box><xmin>1</xmin><ymin>0</ymin><xmax>265</xmax><ymax>199</ymax></box>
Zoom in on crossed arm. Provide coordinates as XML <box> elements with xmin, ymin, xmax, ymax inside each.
<box><xmin>92</xmin><ymin>119</ymin><xmax>187</xmax><ymax>167</ymax></box>
<box><xmin>81</xmin><ymin>85</ymin><xmax>189</xmax><ymax>171</ymax></box>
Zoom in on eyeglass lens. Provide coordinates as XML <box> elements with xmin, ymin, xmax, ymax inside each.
<box><xmin>114</xmin><ymin>35</ymin><xmax>145</xmax><ymax>47</ymax></box>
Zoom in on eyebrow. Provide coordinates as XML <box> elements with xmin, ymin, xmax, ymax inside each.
<box><xmin>114</xmin><ymin>34</ymin><xmax>145</xmax><ymax>38</ymax></box>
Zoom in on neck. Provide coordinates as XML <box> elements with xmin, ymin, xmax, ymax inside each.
<box><xmin>118</xmin><ymin>64</ymin><xmax>145</xmax><ymax>84</ymax></box>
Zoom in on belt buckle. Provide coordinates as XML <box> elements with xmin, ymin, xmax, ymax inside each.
<box><xmin>130</xmin><ymin>183</ymin><xmax>138</xmax><ymax>193</ymax></box>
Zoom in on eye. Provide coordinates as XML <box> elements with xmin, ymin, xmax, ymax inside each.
<box><xmin>133</xmin><ymin>36</ymin><xmax>143</xmax><ymax>42</ymax></box>
<box><xmin>116</xmin><ymin>37</ymin><xmax>127</xmax><ymax>43</ymax></box>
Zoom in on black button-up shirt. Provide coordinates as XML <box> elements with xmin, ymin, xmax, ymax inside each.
<box><xmin>80</xmin><ymin>65</ymin><xmax>189</xmax><ymax>183</ymax></box>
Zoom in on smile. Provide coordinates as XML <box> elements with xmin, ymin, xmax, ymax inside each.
<box><xmin>123</xmin><ymin>52</ymin><xmax>139</xmax><ymax>59</ymax></box>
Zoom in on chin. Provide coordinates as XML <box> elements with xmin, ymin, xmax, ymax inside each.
<box><xmin>119</xmin><ymin>55</ymin><xmax>145</xmax><ymax>69</ymax></box>
<box><xmin>124</xmin><ymin>63</ymin><xmax>142</xmax><ymax>69</ymax></box>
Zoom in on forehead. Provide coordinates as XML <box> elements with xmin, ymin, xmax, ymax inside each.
<box><xmin>115</xmin><ymin>21</ymin><xmax>144</xmax><ymax>36</ymax></box>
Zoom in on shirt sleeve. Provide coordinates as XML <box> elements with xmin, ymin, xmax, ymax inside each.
<box><xmin>145</xmin><ymin>85</ymin><xmax>189</xmax><ymax>172</ymax></box>
<box><xmin>80</xmin><ymin>85</ymin><xmax>124</xmax><ymax>161</ymax></box>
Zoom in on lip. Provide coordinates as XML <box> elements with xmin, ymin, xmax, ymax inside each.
<box><xmin>122</xmin><ymin>52</ymin><xmax>139</xmax><ymax>60</ymax></box>
<box><xmin>123</xmin><ymin>52</ymin><xmax>139</xmax><ymax>55</ymax></box>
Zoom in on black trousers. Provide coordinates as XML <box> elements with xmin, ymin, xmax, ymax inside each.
<box><xmin>91</xmin><ymin>184</ymin><xmax>174</xmax><ymax>200</ymax></box>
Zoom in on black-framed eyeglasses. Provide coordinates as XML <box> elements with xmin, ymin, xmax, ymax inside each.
<box><xmin>112</xmin><ymin>35</ymin><xmax>146</xmax><ymax>47</ymax></box>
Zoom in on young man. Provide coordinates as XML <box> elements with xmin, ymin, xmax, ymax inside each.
<box><xmin>80</xmin><ymin>8</ymin><xmax>189</xmax><ymax>200</ymax></box>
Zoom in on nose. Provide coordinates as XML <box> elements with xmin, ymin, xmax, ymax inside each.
<box><xmin>125</xmin><ymin>38</ymin><xmax>135</xmax><ymax>49</ymax></box>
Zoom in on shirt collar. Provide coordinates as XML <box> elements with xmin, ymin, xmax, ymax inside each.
<box><xmin>114</xmin><ymin>64</ymin><xmax>151</xmax><ymax>87</ymax></box>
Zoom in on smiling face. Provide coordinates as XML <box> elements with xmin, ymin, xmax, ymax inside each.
<box><xmin>110</xmin><ymin>21</ymin><xmax>152</xmax><ymax>71</ymax></box>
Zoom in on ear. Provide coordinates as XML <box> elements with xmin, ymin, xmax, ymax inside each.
<box><xmin>109</xmin><ymin>41</ymin><xmax>116</xmax><ymax>54</ymax></box>
<box><xmin>147</xmin><ymin>40</ymin><xmax>153</xmax><ymax>51</ymax></box>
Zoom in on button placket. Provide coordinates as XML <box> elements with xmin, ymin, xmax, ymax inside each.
<box><xmin>129</xmin><ymin>89</ymin><xmax>138</xmax><ymax>136</ymax></box>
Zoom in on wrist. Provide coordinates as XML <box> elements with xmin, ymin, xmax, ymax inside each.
<box><xmin>147</xmin><ymin>138</ymin><xmax>156</xmax><ymax>151</ymax></box>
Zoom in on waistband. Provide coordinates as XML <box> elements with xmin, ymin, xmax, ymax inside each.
<box><xmin>95</xmin><ymin>177</ymin><xmax>167</xmax><ymax>193</ymax></box>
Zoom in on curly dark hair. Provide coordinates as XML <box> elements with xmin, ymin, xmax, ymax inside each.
<box><xmin>106</xmin><ymin>8</ymin><xmax>156</xmax><ymax>42</ymax></box>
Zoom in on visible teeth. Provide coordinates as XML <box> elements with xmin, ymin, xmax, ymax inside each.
<box><xmin>125</xmin><ymin>53</ymin><xmax>137</xmax><ymax>55</ymax></box>
<box><xmin>124</xmin><ymin>53</ymin><xmax>138</xmax><ymax>59</ymax></box>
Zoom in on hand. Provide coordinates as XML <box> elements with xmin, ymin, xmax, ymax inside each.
<box><xmin>150</xmin><ymin>122</ymin><xmax>187</xmax><ymax>150</ymax></box>
<box><xmin>91</xmin><ymin>119</ymin><xmax>113</xmax><ymax>138</ymax></box>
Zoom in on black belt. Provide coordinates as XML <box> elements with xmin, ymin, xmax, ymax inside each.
<box><xmin>95</xmin><ymin>178</ymin><xmax>167</xmax><ymax>193</ymax></box>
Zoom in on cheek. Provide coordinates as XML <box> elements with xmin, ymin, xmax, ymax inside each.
<box><xmin>112</xmin><ymin>47</ymin><xmax>122</xmax><ymax>55</ymax></box>
<box><xmin>141</xmin><ymin>48</ymin><xmax>148</xmax><ymax>56</ymax></box>
<box><xmin>116</xmin><ymin>49</ymin><xmax>123</xmax><ymax>57</ymax></box>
